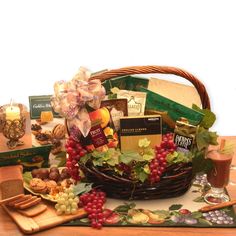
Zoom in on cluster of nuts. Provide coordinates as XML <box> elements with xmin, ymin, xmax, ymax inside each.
<box><xmin>31</xmin><ymin>123</ymin><xmax>66</xmax><ymax>154</ymax></box>
<box><xmin>31</xmin><ymin>167</ymin><xmax>70</xmax><ymax>182</ymax></box>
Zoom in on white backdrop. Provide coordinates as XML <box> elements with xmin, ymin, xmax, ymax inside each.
<box><xmin>0</xmin><ymin>0</ymin><xmax>236</xmax><ymax>135</ymax></box>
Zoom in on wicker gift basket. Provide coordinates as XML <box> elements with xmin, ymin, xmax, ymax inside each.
<box><xmin>62</xmin><ymin>65</ymin><xmax>211</xmax><ymax>200</ymax></box>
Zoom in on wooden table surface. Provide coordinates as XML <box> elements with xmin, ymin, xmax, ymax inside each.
<box><xmin>1</xmin><ymin>136</ymin><xmax>236</xmax><ymax>236</ymax></box>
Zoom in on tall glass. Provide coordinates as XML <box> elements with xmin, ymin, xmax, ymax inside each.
<box><xmin>204</xmin><ymin>150</ymin><xmax>233</xmax><ymax>204</ymax></box>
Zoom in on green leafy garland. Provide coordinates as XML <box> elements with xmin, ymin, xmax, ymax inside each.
<box><xmin>79</xmin><ymin>104</ymin><xmax>219</xmax><ymax>182</ymax></box>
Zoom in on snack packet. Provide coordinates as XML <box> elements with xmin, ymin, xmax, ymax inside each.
<box><xmin>80</xmin><ymin>107</ymin><xmax>119</xmax><ymax>152</ymax></box>
<box><xmin>101</xmin><ymin>99</ymin><xmax>128</xmax><ymax>132</ymax></box>
<box><xmin>116</xmin><ymin>90</ymin><xmax>147</xmax><ymax>116</ymax></box>
<box><xmin>174</xmin><ymin>118</ymin><xmax>197</xmax><ymax>153</ymax></box>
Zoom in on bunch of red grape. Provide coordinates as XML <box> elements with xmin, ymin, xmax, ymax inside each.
<box><xmin>79</xmin><ymin>189</ymin><xmax>107</xmax><ymax>229</ymax></box>
<box><xmin>149</xmin><ymin>133</ymin><xmax>177</xmax><ymax>184</ymax></box>
<box><xmin>115</xmin><ymin>163</ymin><xmax>131</xmax><ymax>175</ymax></box>
<box><xmin>65</xmin><ymin>136</ymin><xmax>87</xmax><ymax>181</ymax></box>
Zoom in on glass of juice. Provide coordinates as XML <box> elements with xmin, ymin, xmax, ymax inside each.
<box><xmin>204</xmin><ymin>150</ymin><xmax>233</xmax><ymax>204</ymax></box>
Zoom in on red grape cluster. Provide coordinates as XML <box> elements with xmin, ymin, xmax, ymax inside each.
<box><xmin>65</xmin><ymin>136</ymin><xmax>87</xmax><ymax>181</ymax></box>
<box><xmin>116</xmin><ymin>163</ymin><xmax>131</xmax><ymax>175</ymax></box>
<box><xmin>79</xmin><ymin>189</ymin><xmax>107</xmax><ymax>229</ymax></box>
<box><xmin>149</xmin><ymin>133</ymin><xmax>177</xmax><ymax>184</ymax></box>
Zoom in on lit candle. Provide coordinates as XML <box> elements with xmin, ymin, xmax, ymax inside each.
<box><xmin>6</xmin><ymin>105</ymin><xmax>20</xmax><ymax>121</ymax></box>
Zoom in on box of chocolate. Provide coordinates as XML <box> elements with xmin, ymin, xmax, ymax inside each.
<box><xmin>0</xmin><ymin>145</ymin><xmax>52</xmax><ymax>172</ymax></box>
<box><xmin>139</xmin><ymin>88</ymin><xmax>204</xmax><ymax>133</ymax></box>
<box><xmin>120</xmin><ymin>115</ymin><xmax>162</xmax><ymax>152</ymax></box>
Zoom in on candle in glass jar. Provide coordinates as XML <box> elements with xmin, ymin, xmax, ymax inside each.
<box><xmin>5</xmin><ymin>105</ymin><xmax>20</xmax><ymax>121</ymax></box>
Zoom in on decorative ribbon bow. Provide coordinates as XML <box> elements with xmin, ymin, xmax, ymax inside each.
<box><xmin>51</xmin><ymin>67</ymin><xmax>106</xmax><ymax>138</ymax></box>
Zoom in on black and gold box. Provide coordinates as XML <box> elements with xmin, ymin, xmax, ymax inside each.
<box><xmin>120</xmin><ymin>115</ymin><xmax>162</xmax><ymax>151</ymax></box>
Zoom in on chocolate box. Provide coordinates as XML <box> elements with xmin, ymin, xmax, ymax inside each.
<box><xmin>0</xmin><ymin>145</ymin><xmax>52</xmax><ymax>172</ymax></box>
<box><xmin>120</xmin><ymin>115</ymin><xmax>162</xmax><ymax>152</ymax></box>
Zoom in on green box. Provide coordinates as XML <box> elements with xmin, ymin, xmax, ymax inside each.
<box><xmin>102</xmin><ymin>75</ymin><xmax>149</xmax><ymax>94</ymax></box>
<box><xmin>139</xmin><ymin>88</ymin><xmax>204</xmax><ymax>133</ymax></box>
<box><xmin>0</xmin><ymin>145</ymin><xmax>52</xmax><ymax>172</ymax></box>
<box><xmin>29</xmin><ymin>95</ymin><xmax>61</xmax><ymax>119</ymax></box>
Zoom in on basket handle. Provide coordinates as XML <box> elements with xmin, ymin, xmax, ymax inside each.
<box><xmin>91</xmin><ymin>65</ymin><xmax>211</xmax><ymax>110</ymax></box>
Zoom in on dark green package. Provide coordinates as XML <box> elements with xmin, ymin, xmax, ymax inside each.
<box><xmin>139</xmin><ymin>88</ymin><xmax>204</xmax><ymax>133</ymax></box>
<box><xmin>102</xmin><ymin>75</ymin><xmax>149</xmax><ymax>94</ymax></box>
<box><xmin>0</xmin><ymin>145</ymin><xmax>52</xmax><ymax>172</ymax></box>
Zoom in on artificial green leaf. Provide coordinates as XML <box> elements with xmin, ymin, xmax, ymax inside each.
<box><xmin>92</xmin><ymin>150</ymin><xmax>105</xmax><ymax>159</ymax></box>
<box><xmin>196</xmin><ymin>128</ymin><xmax>218</xmax><ymax>151</ymax></box>
<box><xmin>79</xmin><ymin>154</ymin><xmax>90</xmax><ymax>165</ymax></box>
<box><xmin>108</xmin><ymin>93</ymin><xmax>117</xmax><ymax>99</ymax></box>
<box><xmin>144</xmin><ymin>148</ymin><xmax>155</xmax><ymax>156</ymax></box>
<box><xmin>23</xmin><ymin>172</ymin><xmax>32</xmax><ymax>185</ymax></box>
<box><xmin>114</xmin><ymin>202</ymin><xmax>136</xmax><ymax>213</ymax></box>
<box><xmin>54</xmin><ymin>151</ymin><xmax>67</xmax><ymax>167</ymax></box>
<box><xmin>92</xmin><ymin>158</ymin><xmax>104</xmax><ymax>166</ymax></box>
<box><xmin>193</xmin><ymin>196</ymin><xmax>205</xmax><ymax>203</ymax></box>
<box><xmin>169</xmin><ymin>204</ymin><xmax>183</xmax><ymax>211</ymax></box>
<box><xmin>198</xmin><ymin>218</ymin><xmax>212</xmax><ymax>226</ymax></box>
<box><xmin>166</xmin><ymin>151</ymin><xmax>178</xmax><ymax>163</ymax></box>
<box><xmin>120</xmin><ymin>151</ymin><xmax>143</xmax><ymax>165</ymax></box>
<box><xmin>73</xmin><ymin>182</ymin><xmax>93</xmax><ymax>195</ymax></box>
<box><xmin>143</xmin><ymin>154</ymin><xmax>154</xmax><ymax>161</ymax></box>
<box><xmin>192</xmin><ymin>150</ymin><xmax>213</xmax><ymax>175</ymax></box>
<box><xmin>135</xmin><ymin>163</ymin><xmax>149</xmax><ymax>182</ymax></box>
<box><xmin>152</xmin><ymin>210</ymin><xmax>170</xmax><ymax>218</ymax></box>
<box><xmin>192</xmin><ymin>104</ymin><xmax>216</xmax><ymax>129</ymax></box>
<box><xmin>166</xmin><ymin>151</ymin><xmax>190</xmax><ymax>165</ymax></box>
<box><xmin>137</xmin><ymin>171</ymin><xmax>148</xmax><ymax>183</ymax></box>
<box><xmin>80</xmin><ymin>218</ymin><xmax>90</xmax><ymax>223</ymax></box>
<box><xmin>58</xmin><ymin>157</ymin><xmax>67</xmax><ymax>167</ymax></box>
<box><xmin>138</xmin><ymin>138</ymin><xmax>151</xmax><ymax>148</ymax></box>
<box><xmin>191</xmin><ymin>211</ymin><xmax>203</xmax><ymax>219</ymax></box>
<box><xmin>107</xmin><ymin>156</ymin><xmax>119</xmax><ymax>166</ymax></box>
<box><xmin>143</xmin><ymin>164</ymin><xmax>150</xmax><ymax>174</ymax></box>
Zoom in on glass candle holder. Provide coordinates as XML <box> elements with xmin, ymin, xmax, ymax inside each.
<box><xmin>2</xmin><ymin>103</ymin><xmax>27</xmax><ymax>149</ymax></box>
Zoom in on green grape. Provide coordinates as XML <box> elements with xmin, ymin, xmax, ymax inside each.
<box><xmin>65</xmin><ymin>207</ymin><xmax>71</xmax><ymax>215</ymax></box>
<box><xmin>62</xmin><ymin>193</ymin><xmax>68</xmax><ymax>200</ymax></box>
<box><xmin>71</xmin><ymin>208</ymin><xmax>77</xmax><ymax>215</ymax></box>
<box><xmin>74</xmin><ymin>197</ymin><xmax>79</xmax><ymax>203</ymax></box>
<box><xmin>71</xmin><ymin>202</ymin><xmax>78</xmax><ymax>209</ymax></box>
<box><xmin>58</xmin><ymin>197</ymin><xmax>66</xmax><ymax>204</ymax></box>
<box><xmin>68</xmin><ymin>192</ymin><xmax>75</xmax><ymax>198</ymax></box>
<box><xmin>65</xmin><ymin>188</ymin><xmax>71</xmax><ymax>194</ymax></box>
<box><xmin>68</xmin><ymin>198</ymin><xmax>74</xmax><ymax>204</ymax></box>
<box><xmin>55</xmin><ymin>203</ymin><xmax>60</xmax><ymax>210</ymax></box>
<box><xmin>60</xmin><ymin>205</ymin><xmax>66</xmax><ymax>211</ymax></box>
<box><xmin>54</xmin><ymin>186</ymin><xmax>79</xmax><ymax>216</ymax></box>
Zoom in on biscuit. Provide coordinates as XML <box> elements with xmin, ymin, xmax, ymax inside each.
<box><xmin>14</xmin><ymin>196</ymin><xmax>37</xmax><ymax>208</ymax></box>
<box><xmin>45</xmin><ymin>180</ymin><xmax>57</xmax><ymax>193</ymax></box>
<box><xmin>7</xmin><ymin>195</ymin><xmax>32</xmax><ymax>207</ymax></box>
<box><xmin>18</xmin><ymin>197</ymin><xmax>41</xmax><ymax>209</ymax></box>
<box><xmin>30</xmin><ymin>178</ymin><xmax>47</xmax><ymax>193</ymax></box>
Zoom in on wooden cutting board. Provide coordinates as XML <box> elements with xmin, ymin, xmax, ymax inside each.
<box><xmin>2</xmin><ymin>201</ymin><xmax>86</xmax><ymax>234</ymax></box>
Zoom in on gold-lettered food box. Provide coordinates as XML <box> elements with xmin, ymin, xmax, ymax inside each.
<box><xmin>0</xmin><ymin>145</ymin><xmax>52</xmax><ymax>172</ymax></box>
<box><xmin>120</xmin><ymin>115</ymin><xmax>162</xmax><ymax>151</ymax></box>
